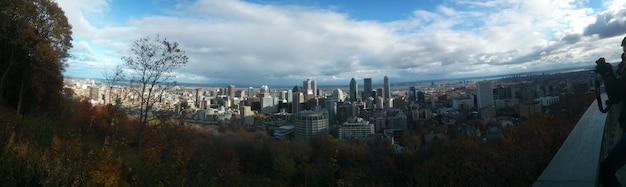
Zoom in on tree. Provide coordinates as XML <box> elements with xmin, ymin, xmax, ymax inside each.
<box><xmin>0</xmin><ymin>0</ymin><xmax>72</xmax><ymax>117</ymax></box>
<box><xmin>103</xmin><ymin>64</ymin><xmax>125</xmax><ymax>105</ymax></box>
<box><xmin>122</xmin><ymin>35</ymin><xmax>188</xmax><ymax>158</ymax></box>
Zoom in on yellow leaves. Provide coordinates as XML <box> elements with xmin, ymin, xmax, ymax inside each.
<box><xmin>92</xmin><ymin>162</ymin><xmax>121</xmax><ymax>187</ymax></box>
<box><xmin>91</xmin><ymin>136</ymin><xmax>123</xmax><ymax>187</ymax></box>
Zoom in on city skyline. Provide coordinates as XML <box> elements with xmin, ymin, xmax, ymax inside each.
<box><xmin>57</xmin><ymin>0</ymin><xmax>626</xmax><ymax>85</ymax></box>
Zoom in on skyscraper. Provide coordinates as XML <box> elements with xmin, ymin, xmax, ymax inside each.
<box><xmin>303</xmin><ymin>79</ymin><xmax>317</xmax><ymax>100</ymax></box>
<box><xmin>228</xmin><ymin>85</ymin><xmax>236</xmax><ymax>98</ymax></box>
<box><xmin>363</xmin><ymin>78</ymin><xmax>372</xmax><ymax>101</ymax></box>
<box><xmin>477</xmin><ymin>81</ymin><xmax>494</xmax><ymax>109</ymax></box>
<box><xmin>409</xmin><ymin>86</ymin><xmax>417</xmax><ymax>103</ymax></box>
<box><xmin>247</xmin><ymin>87</ymin><xmax>255</xmax><ymax>98</ymax></box>
<box><xmin>349</xmin><ymin>78</ymin><xmax>358</xmax><ymax>102</ymax></box>
<box><xmin>384</xmin><ymin>75</ymin><xmax>391</xmax><ymax>100</ymax></box>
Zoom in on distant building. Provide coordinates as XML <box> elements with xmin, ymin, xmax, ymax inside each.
<box><xmin>303</xmin><ymin>79</ymin><xmax>317</xmax><ymax>100</ymax></box>
<box><xmin>292</xmin><ymin>92</ymin><xmax>304</xmax><ymax>114</ymax></box>
<box><xmin>261</xmin><ymin>95</ymin><xmax>276</xmax><ymax>114</ymax></box>
<box><xmin>452</xmin><ymin>96</ymin><xmax>474</xmax><ymax>111</ymax></box>
<box><xmin>535</xmin><ymin>96</ymin><xmax>559</xmax><ymax>107</ymax></box>
<box><xmin>384</xmin><ymin>75</ymin><xmax>391</xmax><ymax>100</ymax></box>
<box><xmin>350</xmin><ymin>78</ymin><xmax>358</xmax><ymax>102</ymax></box>
<box><xmin>228</xmin><ymin>85</ymin><xmax>236</xmax><ymax>98</ymax></box>
<box><xmin>339</xmin><ymin>117</ymin><xmax>374</xmax><ymax>140</ymax></box>
<box><xmin>408</xmin><ymin>87</ymin><xmax>417</xmax><ymax>103</ymax></box>
<box><xmin>477</xmin><ymin>81</ymin><xmax>495</xmax><ymax>119</ymax></box>
<box><xmin>417</xmin><ymin>91</ymin><xmax>425</xmax><ymax>104</ymax></box>
<box><xmin>519</xmin><ymin>102</ymin><xmax>542</xmax><ymax>119</ymax></box>
<box><xmin>477</xmin><ymin>81</ymin><xmax>494</xmax><ymax>109</ymax></box>
<box><xmin>89</xmin><ymin>86</ymin><xmax>100</xmax><ymax>102</ymax></box>
<box><xmin>273</xmin><ymin>125</ymin><xmax>295</xmax><ymax>140</ymax></box>
<box><xmin>387</xmin><ymin>114</ymin><xmax>408</xmax><ymax>130</ymax></box>
<box><xmin>294</xmin><ymin>110</ymin><xmax>329</xmax><ymax>139</ymax></box>
<box><xmin>247</xmin><ymin>87</ymin><xmax>255</xmax><ymax>98</ymax></box>
<box><xmin>363</xmin><ymin>78</ymin><xmax>372</xmax><ymax>101</ymax></box>
<box><xmin>241</xmin><ymin>106</ymin><xmax>254</xmax><ymax>125</ymax></box>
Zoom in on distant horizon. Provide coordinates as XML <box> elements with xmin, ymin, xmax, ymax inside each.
<box><xmin>69</xmin><ymin>65</ymin><xmax>594</xmax><ymax>89</ymax></box>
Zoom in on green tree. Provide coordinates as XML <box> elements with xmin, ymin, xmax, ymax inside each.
<box><xmin>122</xmin><ymin>35</ymin><xmax>188</xmax><ymax>159</ymax></box>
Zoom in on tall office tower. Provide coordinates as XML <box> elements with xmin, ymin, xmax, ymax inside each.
<box><xmin>409</xmin><ymin>86</ymin><xmax>417</xmax><ymax>103</ymax></box>
<box><xmin>261</xmin><ymin>95</ymin><xmax>276</xmax><ymax>114</ymax></box>
<box><xmin>350</xmin><ymin>78</ymin><xmax>358</xmax><ymax>102</ymax></box>
<box><xmin>260</xmin><ymin>85</ymin><xmax>269</xmax><ymax>96</ymax></box>
<box><xmin>477</xmin><ymin>81</ymin><xmax>494</xmax><ymax>109</ymax></box>
<box><xmin>384</xmin><ymin>75</ymin><xmax>391</xmax><ymax>100</ymax></box>
<box><xmin>247</xmin><ymin>87</ymin><xmax>255</xmax><ymax>98</ymax></box>
<box><xmin>280</xmin><ymin>91</ymin><xmax>288</xmax><ymax>101</ymax></box>
<box><xmin>312</xmin><ymin>80</ymin><xmax>317</xmax><ymax>97</ymax></box>
<box><xmin>292</xmin><ymin>92</ymin><xmax>305</xmax><ymax>114</ymax></box>
<box><xmin>417</xmin><ymin>91</ymin><xmax>425</xmax><ymax>104</ymax></box>
<box><xmin>363</xmin><ymin>78</ymin><xmax>372</xmax><ymax>101</ymax></box>
<box><xmin>228</xmin><ymin>85</ymin><xmax>236</xmax><ymax>98</ymax></box>
<box><xmin>303</xmin><ymin>79</ymin><xmax>317</xmax><ymax>100</ymax></box>
<box><xmin>294</xmin><ymin>110</ymin><xmax>329</xmax><ymax>139</ymax></box>
<box><xmin>332</xmin><ymin>89</ymin><xmax>345</xmax><ymax>102</ymax></box>
<box><xmin>195</xmin><ymin>88</ymin><xmax>200</xmax><ymax>107</ymax></box>
<box><xmin>376</xmin><ymin>87</ymin><xmax>384</xmax><ymax>97</ymax></box>
<box><xmin>287</xmin><ymin>89</ymin><xmax>293</xmax><ymax>103</ymax></box>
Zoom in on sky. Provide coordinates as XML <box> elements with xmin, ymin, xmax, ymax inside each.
<box><xmin>56</xmin><ymin>0</ymin><xmax>626</xmax><ymax>86</ymax></box>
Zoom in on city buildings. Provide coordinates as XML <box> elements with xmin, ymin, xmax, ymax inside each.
<box><xmin>339</xmin><ymin>117</ymin><xmax>374</xmax><ymax>140</ymax></box>
<box><xmin>363</xmin><ymin>78</ymin><xmax>372</xmax><ymax>101</ymax></box>
<box><xmin>384</xmin><ymin>75</ymin><xmax>390</xmax><ymax>100</ymax></box>
<box><xmin>303</xmin><ymin>79</ymin><xmax>317</xmax><ymax>100</ymax></box>
<box><xmin>294</xmin><ymin>110</ymin><xmax>329</xmax><ymax>139</ymax></box>
<box><xmin>350</xmin><ymin>78</ymin><xmax>358</xmax><ymax>102</ymax></box>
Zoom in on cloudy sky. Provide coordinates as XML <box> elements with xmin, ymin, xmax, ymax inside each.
<box><xmin>57</xmin><ymin>0</ymin><xmax>626</xmax><ymax>86</ymax></box>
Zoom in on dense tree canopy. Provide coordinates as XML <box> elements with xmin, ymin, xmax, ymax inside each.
<box><xmin>0</xmin><ymin>0</ymin><xmax>72</xmax><ymax>116</ymax></box>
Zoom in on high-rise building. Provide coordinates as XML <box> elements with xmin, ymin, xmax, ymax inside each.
<box><xmin>363</xmin><ymin>78</ymin><xmax>372</xmax><ymax>101</ymax></box>
<box><xmin>247</xmin><ymin>87</ymin><xmax>255</xmax><ymax>98</ymax></box>
<box><xmin>409</xmin><ymin>87</ymin><xmax>417</xmax><ymax>103</ymax></box>
<box><xmin>384</xmin><ymin>75</ymin><xmax>391</xmax><ymax>100</ymax></box>
<box><xmin>287</xmin><ymin>89</ymin><xmax>293</xmax><ymax>103</ymax></box>
<box><xmin>376</xmin><ymin>87</ymin><xmax>384</xmax><ymax>98</ymax></box>
<box><xmin>332</xmin><ymin>89</ymin><xmax>344</xmax><ymax>102</ymax></box>
<box><xmin>417</xmin><ymin>91</ymin><xmax>425</xmax><ymax>104</ymax></box>
<box><xmin>477</xmin><ymin>81</ymin><xmax>494</xmax><ymax>109</ymax></box>
<box><xmin>260</xmin><ymin>85</ymin><xmax>269</xmax><ymax>96</ymax></box>
<box><xmin>228</xmin><ymin>85</ymin><xmax>236</xmax><ymax>98</ymax></box>
<box><xmin>350</xmin><ymin>78</ymin><xmax>358</xmax><ymax>102</ymax></box>
<box><xmin>292</xmin><ymin>92</ymin><xmax>304</xmax><ymax>114</ymax></box>
<box><xmin>303</xmin><ymin>79</ymin><xmax>317</xmax><ymax>100</ymax></box>
<box><xmin>261</xmin><ymin>95</ymin><xmax>276</xmax><ymax>114</ymax></box>
<box><xmin>195</xmin><ymin>88</ymin><xmax>201</xmax><ymax>107</ymax></box>
<box><xmin>294</xmin><ymin>110</ymin><xmax>329</xmax><ymax>139</ymax></box>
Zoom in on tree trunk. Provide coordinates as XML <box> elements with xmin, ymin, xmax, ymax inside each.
<box><xmin>137</xmin><ymin>82</ymin><xmax>148</xmax><ymax>161</ymax></box>
<box><xmin>16</xmin><ymin>75</ymin><xmax>26</xmax><ymax>119</ymax></box>
<box><xmin>0</xmin><ymin>48</ymin><xmax>16</xmax><ymax>104</ymax></box>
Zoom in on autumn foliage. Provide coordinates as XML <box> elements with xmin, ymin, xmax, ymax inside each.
<box><xmin>0</xmin><ymin>92</ymin><xmax>593</xmax><ymax>186</ymax></box>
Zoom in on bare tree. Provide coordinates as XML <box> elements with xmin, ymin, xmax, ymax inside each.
<box><xmin>122</xmin><ymin>35</ymin><xmax>188</xmax><ymax>158</ymax></box>
<box><xmin>103</xmin><ymin>64</ymin><xmax>125</xmax><ymax>105</ymax></box>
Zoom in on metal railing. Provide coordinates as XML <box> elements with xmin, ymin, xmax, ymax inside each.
<box><xmin>533</xmin><ymin>94</ymin><xmax>620</xmax><ymax>187</ymax></box>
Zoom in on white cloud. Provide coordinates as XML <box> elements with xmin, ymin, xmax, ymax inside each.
<box><xmin>57</xmin><ymin>0</ymin><xmax>626</xmax><ymax>85</ymax></box>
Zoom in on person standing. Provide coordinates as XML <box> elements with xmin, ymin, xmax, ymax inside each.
<box><xmin>595</xmin><ymin>36</ymin><xmax>626</xmax><ymax>187</ymax></box>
